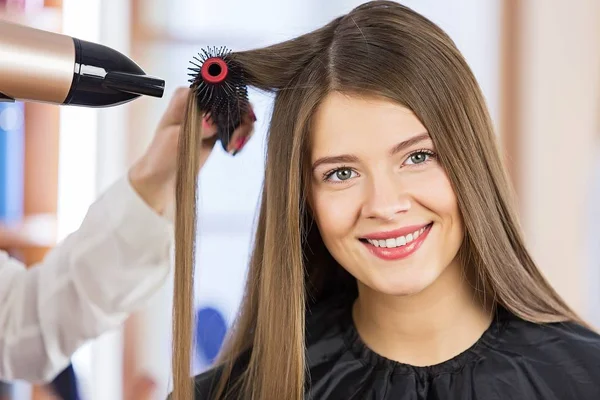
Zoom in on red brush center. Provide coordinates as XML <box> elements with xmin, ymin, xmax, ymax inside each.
<box><xmin>201</xmin><ymin>57</ymin><xmax>228</xmax><ymax>84</ymax></box>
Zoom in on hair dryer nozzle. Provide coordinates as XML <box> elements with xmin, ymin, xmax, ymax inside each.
<box><xmin>104</xmin><ymin>72</ymin><xmax>165</xmax><ymax>98</ymax></box>
<box><xmin>64</xmin><ymin>38</ymin><xmax>165</xmax><ymax>107</ymax></box>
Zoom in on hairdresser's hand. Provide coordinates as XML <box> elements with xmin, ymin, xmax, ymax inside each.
<box><xmin>129</xmin><ymin>86</ymin><xmax>256</xmax><ymax>215</ymax></box>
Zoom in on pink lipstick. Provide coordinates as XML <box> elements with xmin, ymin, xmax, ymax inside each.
<box><xmin>361</xmin><ymin>223</ymin><xmax>433</xmax><ymax>261</ymax></box>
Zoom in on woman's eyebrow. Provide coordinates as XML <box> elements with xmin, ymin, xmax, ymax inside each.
<box><xmin>311</xmin><ymin>132</ymin><xmax>430</xmax><ymax>171</ymax></box>
<box><xmin>388</xmin><ymin>132</ymin><xmax>430</xmax><ymax>156</ymax></box>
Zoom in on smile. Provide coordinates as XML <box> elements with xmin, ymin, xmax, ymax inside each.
<box><xmin>360</xmin><ymin>223</ymin><xmax>433</xmax><ymax>261</ymax></box>
<box><xmin>365</xmin><ymin>224</ymin><xmax>430</xmax><ymax>248</ymax></box>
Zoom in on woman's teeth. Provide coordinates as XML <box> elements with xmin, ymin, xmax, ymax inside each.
<box><xmin>366</xmin><ymin>225</ymin><xmax>429</xmax><ymax>248</ymax></box>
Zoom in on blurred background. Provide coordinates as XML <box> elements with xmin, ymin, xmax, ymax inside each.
<box><xmin>0</xmin><ymin>0</ymin><xmax>598</xmax><ymax>399</ymax></box>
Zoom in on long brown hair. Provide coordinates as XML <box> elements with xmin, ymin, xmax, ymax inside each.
<box><xmin>171</xmin><ymin>2</ymin><xmax>584</xmax><ymax>399</ymax></box>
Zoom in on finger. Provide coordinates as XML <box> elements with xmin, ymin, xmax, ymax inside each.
<box><xmin>163</xmin><ymin>112</ymin><xmax>217</xmax><ymax>145</ymax></box>
<box><xmin>158</xmin><ymin>87</ymin><xmax>190</xmax><ymax>129</ymax></box>
<box><xmin>227</xmin><ymin>119</ymin><xmax>255</xmax><ymax>154</ymax></box>
<box><xmin>198</xmin><ymin>104</ymin><xmax>256</xmax><ymax>152</ymax></box>
<box><xmin>247</xmin><ymin>104</ymin><xmax>257</xmax><ymax>123</ymax></box>
<box><xmin>226</xmin><ymin>107</ymin><xmax>256</xmax><ymax>154</ymax></box>
<box><xmin>201</xmin><ymin>114</ymin><xmax>218</xmax><ymax>140</ymax></box>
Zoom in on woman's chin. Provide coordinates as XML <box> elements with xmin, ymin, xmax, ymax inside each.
<box><xmin>362</xmin><ymin>270</ymin><xmax>440</xmax><ymax>297</ymax></box>
<box><xmin>373</xmin><ymin>282</ymin><xmax>428</xmax><ymax>297</ymax></box>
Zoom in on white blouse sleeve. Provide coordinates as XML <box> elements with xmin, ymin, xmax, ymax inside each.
<box><xmin>0</xmin><ymin>175</ymin><xmax>173</xmax><ymax>383</ymax></box>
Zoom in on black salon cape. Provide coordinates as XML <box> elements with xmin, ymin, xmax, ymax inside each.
<box><xmin>193</xmin><ymin>295</ymin><xmax>600</xmax><ymax>399</ymax></box>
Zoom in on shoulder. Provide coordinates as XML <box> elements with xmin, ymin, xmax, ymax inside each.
<box><xmin>192</xmin><ymin>366</ymin><xmax>224</xmax><ymax>399</ymax></box>
<box><xmin>502</xmin><ymin>315</ymin><xmax>600</xmax><ymax>357</ymax></box>
<box><xmin>166</xmin><ymin>368</ymin><xmax>225</xmax><ymax>400</ymax></box>
<box><xmin>494</xmin><ymin>313</ymin><xmax>600</xmax><ymax>394</ymax></box>
<box><xmin>192</xmin><ymin>350</ymin><xmax>251</xmax><ymax>399</ymax></box>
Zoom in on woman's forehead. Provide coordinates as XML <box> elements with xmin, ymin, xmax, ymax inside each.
<box><xmin>309</xmin><ymin>92</ymin><xmax>428</xmax><ymax>160</ymax></box>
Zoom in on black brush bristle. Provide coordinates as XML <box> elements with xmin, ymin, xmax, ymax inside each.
<box><xmin>188</xmin><ymin>46</ymin><xmax>249</xmax><ymax>152</ymax></box>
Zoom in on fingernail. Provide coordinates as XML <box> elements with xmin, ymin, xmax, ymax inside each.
<box><xmin>202</xmin><ymin>114</ymin><xmax>215</xmax><ymax>128</ymax></box>
<box><xmin>230</xmin><ymin>135</ymin><xmax>249</xmax><ymax>156</ymax></box>
<box><xmin>235</xmin><ymin>136</ymin><xmax>247</xmax><ymax>149</ymax></box>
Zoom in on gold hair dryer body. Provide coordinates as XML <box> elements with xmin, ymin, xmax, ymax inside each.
<box><xmin>0</xmin><ymin>20</ymin><xmax>164</xmax><ymax>107</ymax></box>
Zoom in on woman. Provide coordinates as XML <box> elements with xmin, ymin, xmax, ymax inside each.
<box><xmin>172</xmin><ymin>2</ymin><xmax>600</xmax><ymax>399</ymax></box>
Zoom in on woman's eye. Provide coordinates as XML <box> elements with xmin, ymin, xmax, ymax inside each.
<box><xmin>404</xmin><ymin>151</ymin><xmax>434</xmax><ymax>166</ymax></box>
<box><xmin>325</xmin><ymin>167</ymin><xmax>356</xmax><ymax>182</ymax></box>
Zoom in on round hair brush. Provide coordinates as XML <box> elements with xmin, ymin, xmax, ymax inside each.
<box><xmin>188</xmin><ymin>46</ymin><xmax>249</xmax><ymax>153</ymax></box>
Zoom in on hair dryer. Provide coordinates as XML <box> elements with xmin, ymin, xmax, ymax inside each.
<box><xmin>0</xmin><ymin>20</ymin><xmax>165</xmax><ymax>107</ymax></box>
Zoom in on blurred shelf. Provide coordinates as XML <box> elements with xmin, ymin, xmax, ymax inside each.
<box><xmin>0</xmin><ymin>7</ymin><xmax>62</xmax><ymax>32</ymax></box>
<box><xmin>0</xmin><ymin>213</ymin><xmax>57</xmax><ymax>249</ymax></box>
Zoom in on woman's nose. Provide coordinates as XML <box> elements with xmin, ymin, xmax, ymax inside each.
<box><xmin>361</xmin><ymin>174</ymin><xmax>411</xmax><ymax>221</ymax></box>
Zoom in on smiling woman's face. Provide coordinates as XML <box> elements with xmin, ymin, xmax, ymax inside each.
<box><xmin>309</xmin><ymin>92</ymin><xmax>464</xmax><ymax>297</ymax></box>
